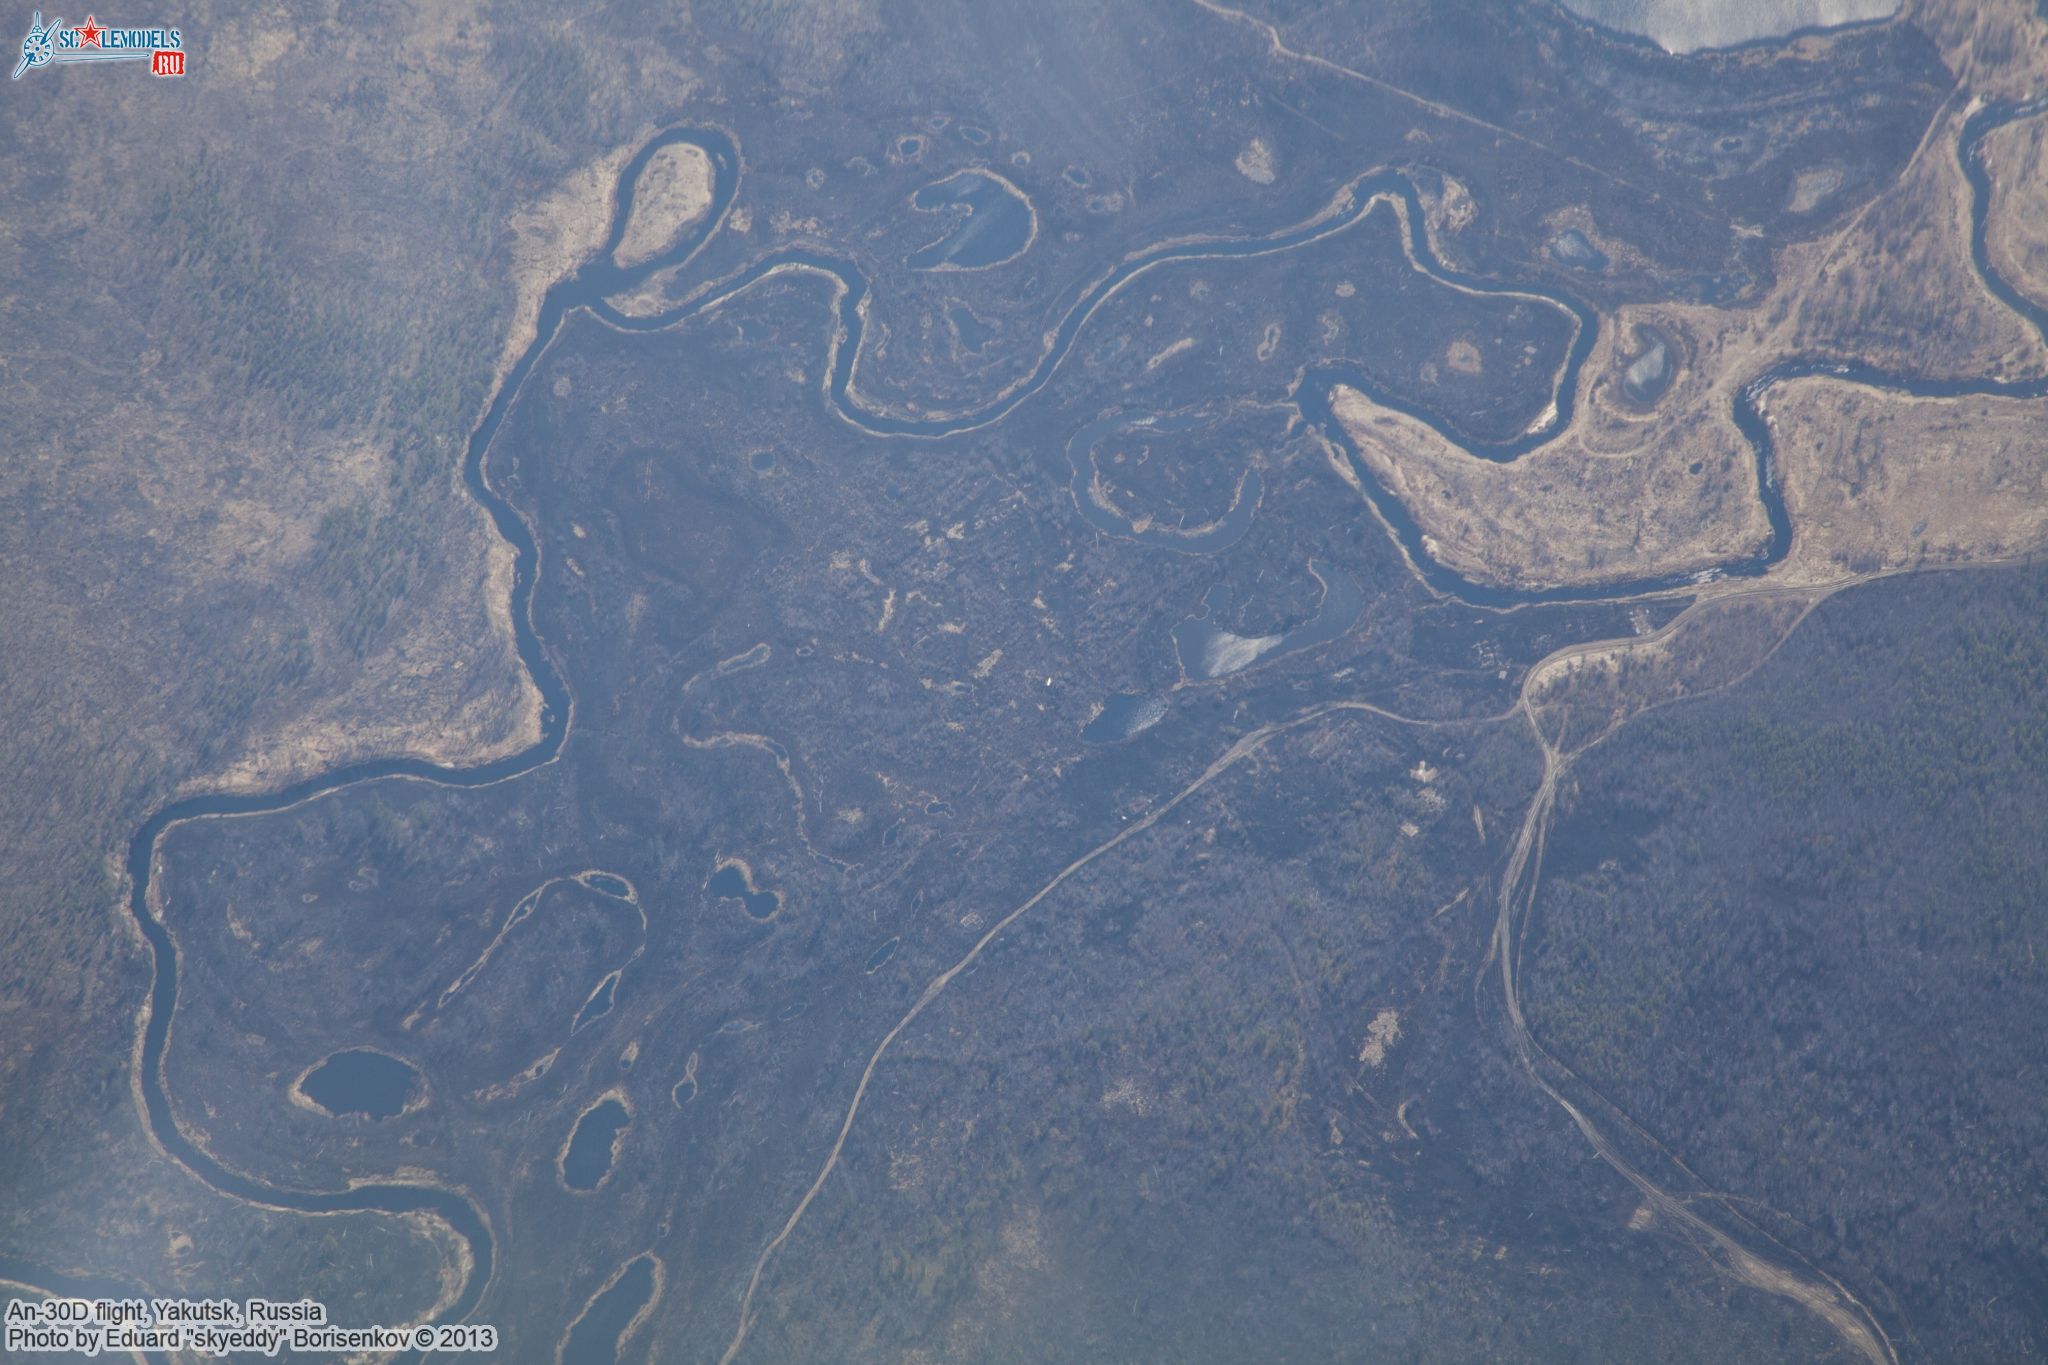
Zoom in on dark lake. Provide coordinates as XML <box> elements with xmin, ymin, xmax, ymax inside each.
<box><xmin>562</xmin><ymin>1097</ymin><xmax>631</xmax><ymax>1191</ymax></box>
<box><xmin>562</xmin><ymin>1255</ymin><xmax>656</xmax><ymax>1365</ymax></box>
<box><xmin>946</xmin><ymin>301</ymin><xmax>997</xmax><ymax>353</ymax></box>
<box><xmin>1082</xmin><ymin>693</ymin><xmax>1167</xmax><ymax>744</ymax></box>
<box><xmin>1549</xmin><ymin>228</ymin><xmax>1608</xmax><ymax>272</ymax></box>
<box><xmin>906</xmin><ymin>170</ymin><xmax>1033</xmax><ymax>270</ymax></box>
<box><xmin>300</xmin><ymin>1049</ymin><xmax>419</xmax><ymax>1121</ymax></box>
<box><xmin>573</xmin><ymin>972</ymin><xmax>620</xmax><ymax>1032</ymax></box>
<box><xmin>1621</xmin><ymin>325</ymin><xmax>1676</xmax><ymax>404</ymax></box>
<box><xmin>710</xmin><ymin>863</ymin><xmax>778</xmax><ymax>920</ymax></box>
<box><xmin>1172</xmin><ymin>565</ymin><xmax>1366</xmax><ymax>681</ymax></box>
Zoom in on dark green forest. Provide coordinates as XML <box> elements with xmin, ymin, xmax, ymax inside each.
<box><xmin>1528</xmin><ymin>563</ymin><xmax>2048</xmax><ymax>1359</ymax></box>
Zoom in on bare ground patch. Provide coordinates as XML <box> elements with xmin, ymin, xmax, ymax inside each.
<box><xmin>615</xmin><ymin>141</ymin><xmax>716</xmax><ymax>270</ymax></box>
<box><xmin>1330</xmin><ymin>378</ymin><xmax>1768</xmax><ymax>592</ymax></box>
<box><xmin>1329</xmin><ymin>76</ymin><xmax>2048</xmax><ymax>595</ymax></box>
<box><xmin>1766</xmin><ymin>379</ymin><xmax>2048</xmax><ymax>585</ymax></box>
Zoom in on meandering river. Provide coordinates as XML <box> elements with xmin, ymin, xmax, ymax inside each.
<box><xmin>114</xmin><ymin>101</ymin><xmax>2048</xmax><ymax>1349</ymax></box>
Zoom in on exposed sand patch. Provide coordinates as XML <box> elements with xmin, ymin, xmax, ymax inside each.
<box><xmin>1234</xmin><ymin>138</ymin><xmax>1277</xmax><ymax>185</ymax></box>
<box><xmin>1144</xmin><ymin>336</ymin><xmax>1198</xmax><ymax>371</ymax></box>
<box><xmin>499</xmin><ymin>143</ymin><xmax>638</xmax><ymax>389</ymax></box>
<box><xmin>1101</xmin><ymin>1077</ymin><xmax>1152</xmax><ymax>1113</ymax></box>
<box><xmin>1357</xmin><ymin>1007</ymin><xmax>1401</xmax><ymax>1067</ymax></box>
<box><xmin>614</xmin><ymin>142</ymin><xmax>715</xmax><ymax>270</ymax></box>
<box><xmin>1420</xmin><ymin>173</ymin><xmax>1476</xmax><ymax>239</ymax></box>
<box><xmin>1784</xmin><ymin>164</ymin><xmax>1846</xmax><ymax>215</ymax></box>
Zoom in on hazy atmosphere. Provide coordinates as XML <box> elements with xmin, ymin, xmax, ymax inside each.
<box><xmin>3</xmin><ymin>1</ymin><xmax>2046</xmax><ymax>1361</ymax></box>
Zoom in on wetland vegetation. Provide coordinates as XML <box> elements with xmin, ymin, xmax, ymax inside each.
<box><xmin>6</xmin><ymin>2</ymin><xmax>2042</xmax><ymax>1363</ymax></box>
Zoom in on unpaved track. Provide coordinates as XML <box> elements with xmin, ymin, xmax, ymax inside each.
<box><xmin>1487</xmin><ymin>600</ymin><xmax>1897</xmax><ymax>1365</ymax></box>
<box><xmin>717</xmin><ymin>698</ymin><xmax>1484</xmax><ymax>1363</ymax></box>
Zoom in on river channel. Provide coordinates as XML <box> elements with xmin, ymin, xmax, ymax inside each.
<box><xmin>116</xmin><ymin>102</ymin><xmax>2048</xmax><ymax>1346</ymax></box>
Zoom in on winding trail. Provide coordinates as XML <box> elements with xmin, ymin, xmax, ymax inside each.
<box><xmin>1490</xmin><ymin>592</ymin><xmax>1900</xmax><ymax>1364</ymax></box>
<box><xmin>104</xmin><ymin>87</ymin><xmax>2048</xmax><ymax>1362</ymax></box>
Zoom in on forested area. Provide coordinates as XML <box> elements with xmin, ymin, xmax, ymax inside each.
<box><xmin>1528</xmin><ymin>564</ymin><xmax>2048</xmax><ymax>1359</ymax></box>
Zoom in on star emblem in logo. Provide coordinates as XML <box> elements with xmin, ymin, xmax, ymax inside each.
<box><xmin>77</xmin><ymin>15</ymin><xmax>101</xmax><ymax>47</ymax></box>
